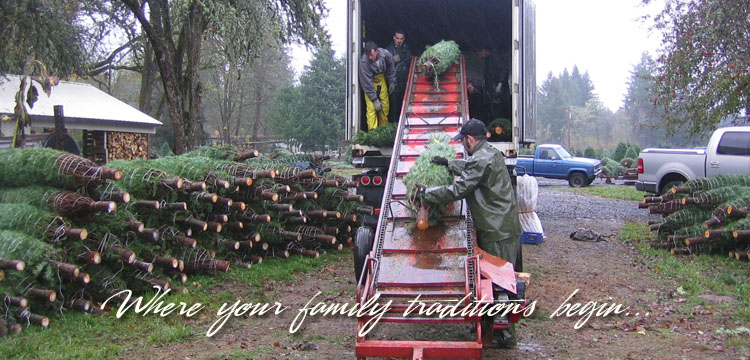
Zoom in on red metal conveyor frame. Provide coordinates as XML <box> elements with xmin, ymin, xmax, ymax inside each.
<box><xmin>356</xmin><ymin>57</ymin><xmax>492</xmax><ymax>360</ymax></box>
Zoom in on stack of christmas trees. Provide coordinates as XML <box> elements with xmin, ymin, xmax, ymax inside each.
<box><xmin>0</xmin><ymin>146</ymin><xmax>364</xmax><ymax>336</ymax></box>
<box><xmin>641</xmin><ymin>174</ymin><xmax>750</xmax><ymax>261</ymax></box>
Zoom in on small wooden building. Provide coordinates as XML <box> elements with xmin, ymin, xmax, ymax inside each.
<box><xmin>0</xmin><ymin>75</ymin><xmax>162</xmax><ymax>163</ymax></box>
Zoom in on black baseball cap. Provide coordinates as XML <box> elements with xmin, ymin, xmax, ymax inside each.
<box><xmin>452</xmin><ymin>119</ymin><xmax>488</xmax><ymax>141</ymax></box>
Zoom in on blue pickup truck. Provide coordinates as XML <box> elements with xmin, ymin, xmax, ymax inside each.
<box><xmin>516</xmin><ymin>144</ymin><xmax>602</xmax><ymax>187</ymax></box>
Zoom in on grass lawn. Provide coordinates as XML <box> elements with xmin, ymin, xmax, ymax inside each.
<box><xmin>0</xmin><ymin>250</ymin><xmax>349</xmax><ymax>359</ymax></box>
<box><xmin>619</xmin><ymin>222</ymin><xmax>750</xmax><ymax>325</ymax></box>
<box><xmin>565</xmin><ymin>185</ymin><xmax>646</xmax><ymax>201</ymax></box>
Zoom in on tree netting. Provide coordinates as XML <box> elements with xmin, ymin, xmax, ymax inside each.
<box><xmin>147</xmin><ymin>156</ymin><xmax>236</xmax><ymax>189</ymax></box>
<box><xmin>106</xmin><ymin>159</ymin><xmax>175</xmax><ymax>200</ymax></box>
<box><xmin>403</xmin><ymin>133</ymin><xmax>457</xmax><ymax>228</ymax></box>
<box><xmin>244</xmin><ymin>149</ymin><xmax>330</xmax><ymax>176</ymax></box>
<box><xmin>642</xmin><ymin>174</ymin><xmax>750</xmax><ymax>257</ymax></box>
<box><xmin>681</xmin><ymin>186</ymin><xmax>750</xmax><ymax>208</ymax></box>
<box><xmin>0</xmin><ymin>186</ymin><xmax>114</xmax><ymax>224</ymax></box>
<box><xmin>674</xmin><ymin>174</ymin><xmax>750</xmax><ymax>194</ymax></box>
<box><xmin>183</xmin><ymin>144</ymin><xmax>259</xmax><ymax>162</ymax></box>
<box><xmin>417</xmin><ymin>40</ymin><xmax>461</xmax><ymax>88</ymax></box>
<box><xmin>0</xmin><ymin>230</ymin><xmax>59</xmax><ymax>283</ymax></box>
<box><xmin>84</xmin><ymin>180</ymin><xmax>131</xmax><ymax>203</ymax></box>
<box><xmin>0</xmin><ymin>203</ymin><xmax>72</xmax><ymax>243</ymax></box>
<box><xmin>0</xmin><ymin>147</ymin><xmax>121</xmax><ymax>189</ymax></box>
<box><xmin>651</xmin><ymin>208</ymin><xmax>714</xmax><ymax>232</ymax></box>
<box><xmin>0</xmin><ymin>146</ymin><xmax>361</xmax><ymax>330</ymax></box>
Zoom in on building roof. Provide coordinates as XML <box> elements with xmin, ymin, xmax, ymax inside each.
<box><xmin>0</xmin><ymin>74</ymin><xmax>162</xmax><ymax>134</ymax></box>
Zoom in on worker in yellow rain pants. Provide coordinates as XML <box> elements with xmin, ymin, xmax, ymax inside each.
<box><xmin>359</xmin><ymin>41</ymin><xmax>396</xmax><ymax>130</ymax></box>
<box><xmin>364</xmin><ymin>73</ymin><xmax>390</xmax><ymax>129</ymax></box>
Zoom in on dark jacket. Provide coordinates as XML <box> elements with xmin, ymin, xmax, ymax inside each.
<box><xmin>359</xmin><ymin>48</ymin><xmax>396</xmax><ymax>101</ymax></box>
<box><xmin>483</xmin><ymin>49</ymin><xmax>510</xmax><ymax>103</ymax></box>
<box><xmin>468</xmin><ymin>92</ymin><xmax>492</xmax><ymax>123</ymax></box>
<box><xmin>423</xmin><ymin>140</ymin><xmax>521</xmax><ymax>266</ymax></box>
<box><xmin>386</xmin><ymin>42</ymin><xmax>412</xmax><ymax>92</ymax></box>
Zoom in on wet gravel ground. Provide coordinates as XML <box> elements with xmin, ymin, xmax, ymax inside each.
<box><xmin>534</xmin><ymin>180</ymin><xmax>651</xmax><ymax>236</ymax></box>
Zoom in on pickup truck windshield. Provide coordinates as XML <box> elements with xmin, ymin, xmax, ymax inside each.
<box><xmin>556</xmin><ymin>148</ymin><xmax>572</xmax><ymax>159</ymax></box>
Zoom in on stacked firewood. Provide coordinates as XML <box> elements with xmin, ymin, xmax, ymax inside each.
<box><xmin>106</xmin><ymin>132</ymin><xmax>149</xmax><ymax>161</ymax></box>
<box><xmin>639</xmin><ymin>174</ymin><xmax>750</xmax><ymax>261</ymax></box>
<box><xmin>0</xmin><ymin>146</ymin><xmax>362</xmax><ymax>337</ymax></box>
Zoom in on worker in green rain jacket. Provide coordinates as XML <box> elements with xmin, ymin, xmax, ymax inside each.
<box><xmin>422</xmin><ymin>118</ymin><xmax>522</xmax><ymax>270</ymax></box>
<box><xmin>420</xmin><ymin>118</ymin><xmax>522</xmax><ymax>348</ymax></box>
<box><xmin>359</xmin><ymin>41</ymin><xmax>396</xmax><ymax>130</ymax></box>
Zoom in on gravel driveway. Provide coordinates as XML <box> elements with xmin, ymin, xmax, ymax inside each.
<box><xmin>536</xmin><ymin>184</ymin><xmax>649</xmax><ymax>235</ymax></box>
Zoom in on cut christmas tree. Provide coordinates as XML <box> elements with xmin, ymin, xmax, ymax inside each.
<box><xmin>403</xmin><ymin>133</ymin><xmax>457</xmax><ymax>230</ymax></box>
<box><xmin>417</xmin><ymin>40</ymin><xmax>461</xmax><ymax>89</ymax></box>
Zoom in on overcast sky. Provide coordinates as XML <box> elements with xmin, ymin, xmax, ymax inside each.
<box><xmin>290</xmin><ymin>0</ymin><xmax>664</xmax><ymax>112</ymax></box>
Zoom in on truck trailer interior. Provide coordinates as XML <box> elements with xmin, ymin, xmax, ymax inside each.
<box><xmin>358</xmin><ymin>0</ymin><xmax>514</xmax><ymax>134</ymax></box>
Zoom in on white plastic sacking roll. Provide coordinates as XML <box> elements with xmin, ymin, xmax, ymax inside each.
<box><xmin>516</xmin><ymin>174</ymin><xmax>544</xmax><ymax>235</ymax></box>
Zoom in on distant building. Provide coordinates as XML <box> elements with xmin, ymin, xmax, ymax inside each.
<box><xmin>0</xmin><ymin>74</ymin><xmax>162</xmax><ymax>163</ymax></box>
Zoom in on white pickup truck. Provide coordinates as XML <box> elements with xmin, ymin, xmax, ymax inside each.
<box><xmin>636</xmin><ymin>126</ymin><xmax>750</xmax><ymax>194</ymax></box>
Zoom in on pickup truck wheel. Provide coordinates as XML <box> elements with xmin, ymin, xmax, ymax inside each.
<box><xmin>354</xmin><ymin>226</ymin><xmax>374</xmax><ymax>281</ymax></box>
<box><xmin>568</xmin><ymin>172</ymin><xmax>587</xmax><ymax>188</ymax></box>
<box><xmin>661</xmin><ymin>180</ymin><xmax>683</xmax><ymax>195</ymax></box>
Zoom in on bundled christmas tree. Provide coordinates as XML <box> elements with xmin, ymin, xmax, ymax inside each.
<box><xmin>487</xmin><ymin>118</ymin><xmax>511</xmax><ymax>141</ymax></box>
<box><xmin>672</xmin><ymin>174</ymin><xmax>750</xmax><ymax>194</ymax></box>
<box><xmin>641</xmin><ymin>174</ymin><xmax>750</xmax><ymax>258</ymax></box>
<box><xmin>0</xmin><ymin>185</ymin><xmax>116</xmax><ymax>224</ymax></box>
<box><xmin>0</xmin><ymin>148</ymin><xmax>122</xmax><ymax>189</ymax></box>
<box><xmin>0</xmin><ymin>203</ymin><xmax>87</xmax><ymax>242</ymax></box>
<box><xmin>0</xmin><ymin>230</ymin><xmax>59</xmax><ymax>284</ymax></box>
<box><xmin>600</xmin><ymin>157</ymin><xmax>625</xmax><ymax>177</ymax></box>
<box><xmin>106</xmin><ymin>159</ymin><xmax>185</xmax><ymax>200</ymax></box>
<box><xmin>403</xmin><ymin>133</ymin><xmax>457</xmax><ymax>230</ymax></box>
<box><xmin>417</xmin><ymin>40</ymin><xmax>461</xmax><ymax>88</ymax></box>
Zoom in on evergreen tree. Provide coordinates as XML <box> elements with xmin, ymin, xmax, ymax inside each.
<box><xmin>267</xmin><ymin>44</ymin><xmax>345</xmax><ymax>152</ymax></box>
<box><xmin>0</xmin><ymin>1</ymin><xmax>87</xmax><ymax>75</ymax></box>
<box><xmin>584</xmin><ymin>147</ymin><xmax>596</xmax><ymax>158</ymax></box>
<box><xmin>624</xmin><ymin>146</ymin><xmax>639</xmax><ymax>160</ymax></box>
<box><xmin>613</xmin><ymin>142</ymin><xmax>628</xmax><ymax>162</ymax></box>
<box><xmin>537</xmin><ymin>67</ymin><xmax>596</xmax><ymax>146</ymax></box>
<box><xmin>266</xmin><ymin>84</ymin><xmax>303</xmax><ymax>148</ymax></box>
<box><xmin>623</xmin><ymin>52</ymin><xmax>707</xmax><ymax>147</ymax></box>
<box><xmin>570</xmin><ymin>98</ymin><xmax>615</xmax><ymax>150</ymax></box>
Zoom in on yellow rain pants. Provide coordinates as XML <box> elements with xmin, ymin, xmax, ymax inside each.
<box><xmin>364</xmin><ymin>73</ymin><xmax>389</xmax><ymax>130</ymax></box>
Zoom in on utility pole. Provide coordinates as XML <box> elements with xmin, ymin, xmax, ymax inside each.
<box><xmin>567</xmin><ymin>107</ymin><xmax>572</xmax><ymax>150</ymax></box>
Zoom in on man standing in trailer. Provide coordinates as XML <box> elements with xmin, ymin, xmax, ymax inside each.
<box><xmin>386</xmin><ymin>29</ymin><xmax>412</xmax><ymax>123</ymax></box>
<box><xmin>359</xmin><ymin>41</ymin><xmax>396</xmax><ymax>130</ymax></box>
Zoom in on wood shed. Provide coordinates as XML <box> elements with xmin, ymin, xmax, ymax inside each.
<box><xmin>0</xmin><ymin>75</ymin><xmax>162</xmax><ymax>163</ymax></box>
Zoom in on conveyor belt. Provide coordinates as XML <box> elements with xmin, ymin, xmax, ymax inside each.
<box><xmin>357</xmin><ymin>56</ymin><xmax>485</xmax><ymax>359</ymax></box>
